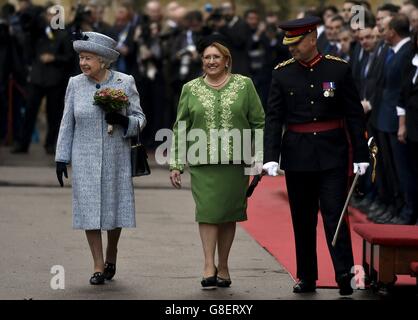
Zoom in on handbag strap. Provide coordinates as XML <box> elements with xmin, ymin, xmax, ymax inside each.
<box><xmin>134</xmin><ymin>122</ymin><xmax>144</xmax><ymax>146</ymax></box>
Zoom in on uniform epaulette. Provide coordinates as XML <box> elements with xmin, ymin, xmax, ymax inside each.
<box><xmin>324</xmin><ymin>54</ymin><xmax>348</xmax><ymax>64</ymax></box>
<box><xmin>274</xmin><ymin>58</ymin><xmax>296</xmax><ymax>69</ymax></box>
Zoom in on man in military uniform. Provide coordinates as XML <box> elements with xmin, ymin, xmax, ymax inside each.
<box><xmin>263</xmin><ymin>17</ymin><xmax>370</xmax><ymax>296</ymax></box>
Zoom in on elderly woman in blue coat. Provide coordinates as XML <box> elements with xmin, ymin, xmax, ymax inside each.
<box><xmin>55</xmin><ymin>32</ymin><xmax>146</xmax><ymax>285</ymax></box>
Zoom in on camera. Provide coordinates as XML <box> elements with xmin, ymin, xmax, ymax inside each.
<box><xmin>207</xmin><ymin>8</ymin><xmax>224</xmax><ymax>23</ymax></box>
<box><xmin>18</xmin><ymin>5</ymin><xmax>45</xmax><ymax>36</ymax></box>
<box><xmin>72</xmin><ymin>4</ymin><xmax>93</xmax><ymax>30</ymax></box>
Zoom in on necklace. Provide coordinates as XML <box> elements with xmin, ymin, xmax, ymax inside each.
<box><xmin>205</xmin><ymin>74</ymin><xmax>230</xmax><ymax>88</ymax></box>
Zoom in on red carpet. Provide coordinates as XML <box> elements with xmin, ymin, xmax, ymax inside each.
<box><xmin>240</xmin><ymin>175</ymin><xmax>415</xmax><ymax>288</ymax></box>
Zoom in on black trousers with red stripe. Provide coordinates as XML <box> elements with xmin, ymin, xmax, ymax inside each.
<box><xmin>285</xmin><ymin>167</ymin><xmax>354</xmax><ymax>282</ymax></box>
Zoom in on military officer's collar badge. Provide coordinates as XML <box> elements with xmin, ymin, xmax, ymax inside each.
<box><xmin>322</xmin><ymin>82</ymin><xmax>336</xmax><ymax>97</ymax></box>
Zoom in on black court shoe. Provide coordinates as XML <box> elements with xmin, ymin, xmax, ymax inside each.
<box><xmin>89</xmin><ymin>272</ymin><xmax>105</xmax><ymax>285</ymax></box>
<box><xmin>293</xmin><ymin>279</ymin><xmax>316</xmax><ymax>293</ymax></box>
<box><xmin>103</xmin><ymin>262</ymin><xmax>116</xmax><ymax>280</ymax></box>
<box><xmin>201</xmin><ymin>268</ymin><xmax>217</xmax><ymax>289</ymax></box>
<box><xmin>216</xmin><ymin>276</ymin><xmax>232</xmax><ymax>288</ymax></box>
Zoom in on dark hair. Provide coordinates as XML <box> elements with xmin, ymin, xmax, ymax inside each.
<box><xmin>363</xmin><ymin>10</ymin><xmax>376</xmax><ymax>28</ymax></box>
<box><xmin>340</xmin><ymin>26</ymin><xmax>352</xmax><ymax>34</ymax></box>
<box><xmin>331</xmin><ymin>15</ymin><xmax>344</xmax><ymax>24</ymax></box>
<box><xmin>185</xmin><ymin>10</ymin><xmax>203</xmax><ymax>23</ymax></box>
<box><xmin>377</xmin><ymin>3</ymin><xmax>400</xmax><ymax>14</ymax></box>
<box><xmin>244</xmin><ymin>8</ymin><xmax>259</xmax><ymax>19</ymax></box>
<box><xmin>304</xmin><ymin>8</ymin><xmax>322</xmax><ymax>23</ymax></box>
<box><xmin>322</xmin><ymin>5</ymin><xmax>338</xmax><ymax>15</ymax></box>
<box><xmin>197</xmin><ymin>33</ymin><xmax>231</xmax><ymax>54</ymax></box>
<box><xmin>389</xmin><ymin>13</ymin><xmax>410</xmax><ymax>38</ymax></box>
<box><xmin>359</xmin><ymin>1</ymin><xmax>372</xmax><ymax>11</ymax></box>
<box><xmin>344</xmin><ymin>0</ymin><xmax>361</xmax><ymax>5</ymax></box>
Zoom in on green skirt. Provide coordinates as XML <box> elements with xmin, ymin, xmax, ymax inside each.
<box><xmin>189</xmin><ymin>164</ymin><xmax>249</xmax><ymax>224</ymax></box>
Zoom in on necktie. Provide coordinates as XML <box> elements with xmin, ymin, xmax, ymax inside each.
<box><xmin>363</xmin><ymin>55</ymin><xmax>372</xmax><ymax>78</ymax></box>
<box><xmin>385</xmin><ymin>48</ymin><xmax>395</xmax><ymax>65</ymax></box>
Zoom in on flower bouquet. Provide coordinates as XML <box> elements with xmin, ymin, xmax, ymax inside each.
<box><xmin>93</xmin><ymin>88</ymin><xmax>129</xmax><ymax>134</ymax></box>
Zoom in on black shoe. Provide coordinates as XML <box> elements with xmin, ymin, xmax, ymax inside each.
<box><xmin>217</xmin><ymin>276</ymin><xmax>232</xmax><ymax>288</ymax></box>
<box><xmin>388</xmin><ymin>216</ymin><xmax>411</xmax><ymax>225</ymax></box>
<box><xmin>201</xmin><ymin>268</ymin><xmax>217</xmax><ymax>289</ymax></box>
<box><xmin>103</xmin><ymin>262</ymin><xmax>116</xmax><ymax>280</ymax></box>
<box><xmin>337</xmin><ymin>273</ymin><xmax>353</xmax><ymax>296</ymax></box>
<box><xmin>374</xmin><ymin>206</ymin><xmax>396</xmax><ymax>224</ymax></box>
<box><xmin>368</xmin><ymin>204</ymin><xmax>388</xmax><ymax>217</ymax></box>
<box><xmin>89</xmin><ymin>272</ymin><xmax>105</xmax><ymax>285</ymax></box>
<box><xmin>357</xmin><ymin>197</ymin><xmax>373</xmax><ymax>212</ymax></box>
<box><xmin>293</xmin><ymin>279</ymin><xmax>316</xmax><ymax>293</ymax></box>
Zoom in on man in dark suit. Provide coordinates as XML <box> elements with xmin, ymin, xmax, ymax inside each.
<box><xmin>263</xmin><ymin>17</ymin><xmax>370</xmax><ymax>296</ymax></box>
<box><xmin>12</xmin><ymin>5</ymin><xmax>73</xmax><ymax>154</ymax></box>
<box><xmin>398</xmin><ymin>33</ymin><xmax>418</xmax><ymax>224</ymax></box>
<box><xmin>323</xmin><ymin>15</ymin><xmax>343</xmax><ymax>56</ymax></box>
<box><xmin>363</xmin><ymin>5</ymin><xmax>400</xmax><ymax>220</ymax></box>
<box><xmin>373</xmin><ymin>14</ymin><xmax>415</xmax><ymax>224</ymax></box>
<box><xmin>218</xmin><ymin>1</ymin><xmax>251</xmax><ymax>76</ymax></box>
<box><xmin>351</xmin><ymin>22</ymin><xmax>380</xmax><ymax>213</ymax></box>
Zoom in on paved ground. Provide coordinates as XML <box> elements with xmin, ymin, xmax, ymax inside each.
<box><xmin>0</xmin><ymin>142</ymin><xmax>382</xmax><ymax>300</ymax></box>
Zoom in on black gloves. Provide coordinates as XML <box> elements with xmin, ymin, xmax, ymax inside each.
<box><xmin>56</xmin><ymin>161</ymin><xmax>68</xmax><ymax>187</ymax></box>
<box><xmin>105</xmin><ymin>112</ymin><xmax>129</xmax><ymax>129</ymax></box>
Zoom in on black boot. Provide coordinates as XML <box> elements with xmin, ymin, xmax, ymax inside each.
<box><xmin>337</xmin><ymin>273</ymin><xmax>354</xmax><ymax>296</ymax></box>
<box><xmin>293</xmin><ymin>279</ymin><xmax>316</xmax><ymax>293</ymax></box>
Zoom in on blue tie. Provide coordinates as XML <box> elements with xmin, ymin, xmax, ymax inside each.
<box><xmin>385</xmin><ymin>48</ymin><xmax>395</xmax><ymax>64</ymax></box>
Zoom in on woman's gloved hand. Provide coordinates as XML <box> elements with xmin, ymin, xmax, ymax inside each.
<box><xmin>56</xmin><ymin>162</ymin><xmax>68</xmax><ymax>187</ymax></box>
<box><xmin>105</xmin><ymin>112</ymin><xmax>129</xmax><ymax>129</ymax></box>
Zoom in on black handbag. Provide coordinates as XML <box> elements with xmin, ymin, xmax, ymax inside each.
<box><xmin>131</xmin><ymin>129</ymin><xmax>151</xmax><ymax>177</ymax></box>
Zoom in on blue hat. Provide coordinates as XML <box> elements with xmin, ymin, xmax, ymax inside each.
<box><xmin>73</xmin><ymin>32</ymin><xmax>120</xmax><ymax>62</ymax></box>
<box><xmin>278</xmin><ymin>16</ymin><xmax>321</xmax><ymax>45</ymax></box>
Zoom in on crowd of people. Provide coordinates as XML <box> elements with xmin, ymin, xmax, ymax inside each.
<box><xmin>0</xmin><ymin>0</ymin><xmax>290</xmax><ymax>152</ymax></box>
<box><xmin>0</xmin><ymin>0</ymin><xmax>418</xmax><ymax>229</ymax></box>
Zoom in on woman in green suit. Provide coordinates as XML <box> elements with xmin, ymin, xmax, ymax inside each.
<box><xmin>169</xmin><ymin>35</ymin><xmax>265</xmax><ymax>289</ymax></box>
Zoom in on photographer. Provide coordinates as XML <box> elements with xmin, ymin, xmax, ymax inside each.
<box><xmin>171</xmin><ymin>11</ymin><xmax>204</xmax><ymax>91</ymax></box>
<box><xmin>133</xmin><ymin>2</ymin><xmax>168</xmax><ymax>148</ymax></box>
<box><xmin>216</xmin><ymin>1</ymin><xmax>251</xmax><ymax>76</ymax></box>
<box><xmin>68</xmin><ymin>4</ymin><xmax>94</xmax><ymax>34</ymax></box>
<box><xmin>11</xmin><ymin>5</ymin><xmax>73</xmax><ymax>154</ymax></box>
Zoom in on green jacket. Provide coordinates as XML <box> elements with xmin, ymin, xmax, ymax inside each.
<box><xmin>170</xmin><ymin>74</ymin><xmax>265</xmax><ymax>172</ymax></box>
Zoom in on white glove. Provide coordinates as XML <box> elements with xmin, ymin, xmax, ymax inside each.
<box><xmin>353</xmin><ymin>162</ymin><xmax>369</xmax><ymax>176</ymax></box>
<box><xmin>263</xmin><ymin>161</ymin><xmax>279</xmax><ymax>176</ymax></box>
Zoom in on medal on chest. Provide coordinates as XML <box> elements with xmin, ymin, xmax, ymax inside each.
<box><xmin>322</xmin><ymin>82</ymin><xmax>336</xmax><ymax>97</ymax></box>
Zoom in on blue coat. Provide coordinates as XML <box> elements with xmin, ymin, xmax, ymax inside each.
<box><xmin>55</xmin><ymin>71</ymin><xmax>146</xmax><ymax>230</ymax></box>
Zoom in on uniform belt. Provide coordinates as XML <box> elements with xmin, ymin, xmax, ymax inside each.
<box><xmin>287</xmin><ymin>120</ymin><xmax>344</xmax><ymax>133</ymax></box>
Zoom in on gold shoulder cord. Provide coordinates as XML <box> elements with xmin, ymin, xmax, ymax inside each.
<box><xmin>324</xmin><ymin>55</ymin><xmax>348</xmax><ymax>64</ymax></box>
<box><xmin>274</xmin><ymin>58</ymin><xmax>296</xmax><ymax>69</ymax></box>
